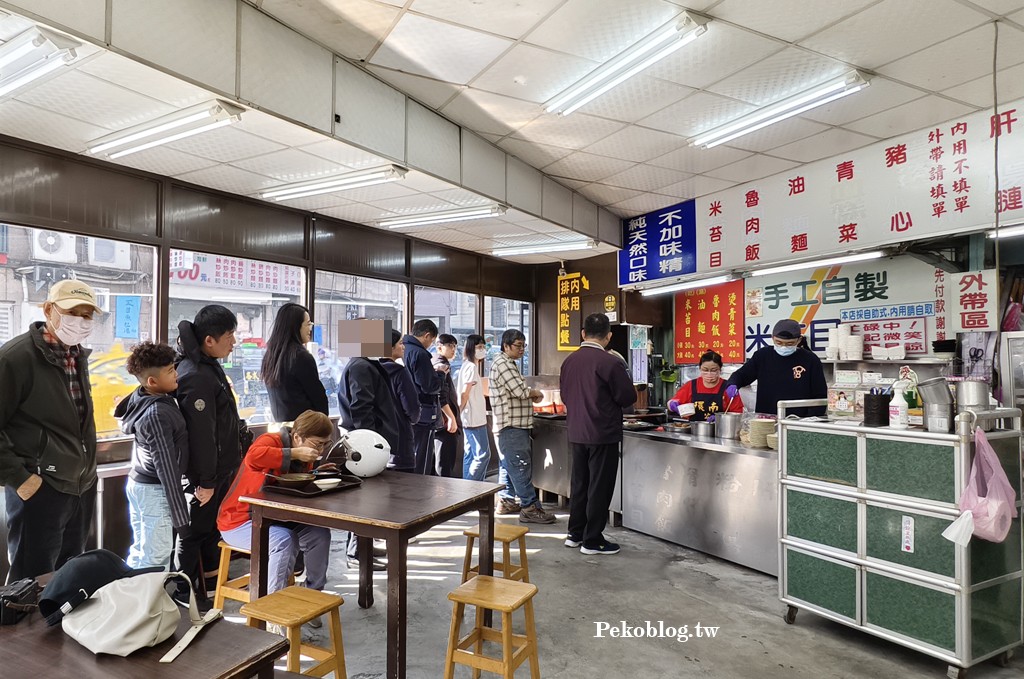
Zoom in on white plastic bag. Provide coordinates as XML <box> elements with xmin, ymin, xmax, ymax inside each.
<box><xmin>941</xmin><ymin>511</ymin><xmax>974</xmax><ymax>546</ymax></box>
<box><xmin>956</xmin><ymin>428</ymin><xmax>1019</xmax><ymax>543</ymax></box>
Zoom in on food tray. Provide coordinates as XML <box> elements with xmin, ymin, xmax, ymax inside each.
<box><xmin>262</xmin><ymin>474</ymin><xmax>363</xmax><ymax>497</ymax></box>
<box><xmin>623</xmin><ymin>421</ymin><xmax>659</xmax><ymax>432</ymax></box>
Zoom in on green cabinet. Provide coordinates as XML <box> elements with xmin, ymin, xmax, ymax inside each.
<box><xmin>785</xmin><ymin>548</ymin><xmax>858</xmax><ymax>622</ymax></box>
<box><xmin>865</xmin><ymin>504</ymin><xmax>955</xmax><ymax>578</ymax></box>
<box><xmin>865</xmin><ymin>571</ymin><xmax>956</xmax><ymax>652</ymax></box>
<box><xmin>785</xmin><ymin>429</ymin><xmax>857</xmax><ymax>487</ymax></box>
<box><xmin>865</xmin><ymin>438</ymin><xmax>956</xmax><ymax>503</ymax></box>
<box><xmin>787</xmin><ymin>489</ymin><xmax>857</xmax><ymax>554</ymax></box>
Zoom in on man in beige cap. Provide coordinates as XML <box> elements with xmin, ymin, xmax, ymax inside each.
<box><xmin>0</xmin><ymin>279</ymin><xmax>102</xmax><ymax>582</ymax></box>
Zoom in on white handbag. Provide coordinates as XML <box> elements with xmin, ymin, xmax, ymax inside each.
<box><xmin>62</xmin><ymin>571</ymin><xmax>218</xmax><ymax>658</ymax></box>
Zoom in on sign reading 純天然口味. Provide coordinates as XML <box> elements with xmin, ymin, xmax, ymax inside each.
<box><xmin>617</xmin><ymin>200</ymin><xmax>697</xmax><ymax>287</ymax></box>
<box><xmin>674</xmin><ymin>279</ymin><xmax>745</xmax><ymax>365</ymax></box>
<box><xmin>557</xmin><ymin>271</ymin><xmax>588</xmax><ymax>352</ymax></box>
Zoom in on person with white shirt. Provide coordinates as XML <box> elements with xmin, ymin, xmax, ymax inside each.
<box><xmin>458</xmin><ymin>334</ymin><xmax>491</xmax><ymax>481</ymax></box>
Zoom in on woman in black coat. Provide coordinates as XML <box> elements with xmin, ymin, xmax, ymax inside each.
<box><xmin>261</xmin><ymin>303</ymin><xmax>329</xmax><ymax>421</ymax></box>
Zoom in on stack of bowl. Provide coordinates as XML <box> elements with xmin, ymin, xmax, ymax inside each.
<box><xmin>749</xmin><ymin>419</ymin><xmax>776</xmax><ymax>447</ymax></box>
<box><xmin>766</xmin><ymin>433</ymin><xmax>779</xmax><ymax>450</ymax></box>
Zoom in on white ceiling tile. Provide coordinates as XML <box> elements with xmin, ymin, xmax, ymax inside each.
<box><xmin>583</xmin><ymin>126</ymin><xmax>688</xmax><ymax>162</ymax></box>
<box><xmin>843</xmin><ymin>95</ymin><xmax>978</xmax><ymax>138</ymax></box>
<box><xmin>639</xmin><ymin>91</ymin><xmax>756</xmax><ymax>137</ymax></box>
<box><xmin>259</xmin><ymin>0</ymin><xmax>399</xmax><ymax>61</ymax></box>
<box><xmin>365</xmin><ymin>66</ymin><xmax>462</xmax><ymax>110</ymax></box>
<box><xmin>544</xmin><ymin>151</ymin><xmax>636</xmax><ymax>182</ymax></box>
<box><xmin>957</xmin><ymin>0</ymin><xmax>1024</xmax><ymax>16</ymax></box>
<box><xmin>577</xmin><ymin>184</ymin><xmax>644</xmax><ymax>206</ymax></box>
<box><xmin>401</xmin><ymin>171</ymin><xmax>458</xmax><ymax>193</ymax></box>
<box><xmin>498</xmin><ymin>137</ymin><xmax>574</xmax><ymax>169</ymax></box>
<box><xmin>229</xmin><ymin>149</ymin><xmax>351</xmax><ymax>182</ymax></box>
<box><xmin>767</xmin><ymin>128</ymin><xmax>879</xmax><ymax>163</ymax></box>
<box><xmin>471</xmin><ymin>43</ymin><xmax>596</xmax><ymax>103</ymax></box>
<box><xmin>798</xmin><ymin>0</ymin><xmax>990</xmax><ymax>69</ymax></box>
<box><xmin>457</xmin><ymin>221</ymin><xmax>536</xmax><ymax>238</ymax></box>
<box><xmin>400</xmin><ymin>225</ymin><xmax>490</xmax><ymax>241</ymax></box>
<box><xmin>76</xmin><ymin>52</ymin><xmax>214</xmax><ymax>108</ymax></box>
<box><xmin>501</xmin><ymin>209</ymin><xmax>539</xmax><ymax>223</ymax></box>
<box><xmin>879</xmin><ymin>23</ymin><xmax>1024</xmax><ymax>91</ymax></box>
<box><xmin>722</xmin><ymin>117</ymin><xmax>830</xmax><ymax>153</ymax></box>
<box><xmin>108</xmin><ymin>146</ymin><xmax>218</xmax><ymax>177</ymax></box>
<box><xmin>318</xmin><ymin>203</ymin><xmax>400</xmax><ymax>224</ymax></box>
<box><xmin>703</xmin><ymin>154</ymin><xmax>801</xmax><ymax>183</ymax></box>
<box><xmin>479</xmin><ymin>132</ymin><xmax>503</xmax><ymax>143</ymax></box>
<box><xmin>441</xmin><ymin>89</ymin><xmax>544</xmax><ymax>137</ymax></box>
<box><xmin>495</xmin><ymin>253</ymin><xmax>562</xmax><ymax>264</ymax></box>
<box><xmin>326</xmin><ymin>182</ymin><xmax>419</xmax><ymax>203</ymax></box>
<box><xmin>526</xmin><ymin>0</ymin><xmax>684</xmax><ymax>62</ymax></box>
<box><xmin>263</xmin><ymin>192</ymin><xmax>354</xmax><ymax>212</ymax></box>
<box><xmin>712</xmin><ymin>0</ymin><xmax>877</xmax><ymax>42</ymax></box>
<box><xmin>705</xmin><ymin>47</ymin><xmax>850</xmax><ymax>106</ymax></box>
<box><xmin>557</xmin><ymin>178</ymin><xmax>589</xmax><ymax>190</ymax></box>
<box><xmin>365</xmin><ymin>193</ymin><xmax>461</xmax><ymax>214</ymax></box>
<box><xmin>648</xmin><ymin>144</ymin><xmax>752</xmax><ymax>174</ymax></box>
<box><xmin>409</xmin><ymin>0</ymin><xmax>562</xmax><ymax>39</ymax></box>
<box><xmin>176</xmin><ymin>164</ymin><xmax>281</xmax><ymax>195</ymax></box>
<box><xmin>799</xmin><ymin>77</ymin><xmax>926</xmax><ymax>126</ymax></box>
<box><xmin>166</xmin><ymin>127</ymin><xmax>286</xmax><ymax>163</ymax></box>
<box><xmin>520</xmin><ymin>218</ymin><xmax>570</xmax><ymax>234</ymax></box>
<box><xmin>510</xmin><ymin>112</ymin><xmax>625</xmax><ymax>149</ymax></box>
<box><xmin>429</xmin><ymin>188</ymin><xmax>495</xmax><ymax>207</ymax></box>
<box><xmin>602</xmin><ymin>164</ymin><xmax>692</xmax><ymax>192</ymax></box>
<box><xmin>299</xmin><ymin>138</ymin><xmax>391</xmax><ymax>170</ymax></box>
<box><xmin>646</xmin><ymin>21</ymin><xmax>784</xmax><ymax>90</ymax></box>
<box><xmin>607</xmin><ymin>193</ymin><xmax>678</xmax><ymax>216</ymax></box>
<box><xmin>235</xmin><ymin>109</ymin><xmax>328</xmax><ymax>147</ymax></box>
<box><xmin>370</xmin><ymin>13</ymin><xmax>513</xmax><ymax>84</ymax></box>
<box><xmin>656</xmin><ymin>174</ymin><xmax>737</xmax><ymax>201</ymax></box>
<box><xmin>574</xmin><ymin>75</ymin><xmax>694</xmax><ymax>123</ymax></box>
<box><xmin>942</xmin><ymin>62</ymin><xmax>1024</xmax><ymax>108</ymax></box>
<box><xmin>0</xmin><ymin>100</ymin><xmax>108</xmax><ymax>153</ymax></box>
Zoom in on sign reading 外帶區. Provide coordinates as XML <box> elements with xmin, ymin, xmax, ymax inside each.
<box><xmin>617</xmin><ymin>200</ymin><xmax>697</xmax><ymax>287</ymax></box>
<box><xmin>947</xmin><ymin>269</ymin><xmax>998</xmax><ymax>333</ymax></box>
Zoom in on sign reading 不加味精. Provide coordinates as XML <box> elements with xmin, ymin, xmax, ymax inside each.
<box><xmin>618</xmin><ymin>200</ymin><xmax>697</xmax><ymax>288</ymax></box>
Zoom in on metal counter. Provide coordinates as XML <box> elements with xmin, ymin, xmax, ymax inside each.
<box><xmin>531</xmin><ymin>417</ymin><xmax>622</xmax><ymax>513</ymax></box>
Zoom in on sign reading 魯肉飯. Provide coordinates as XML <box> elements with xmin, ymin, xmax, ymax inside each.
<box><xmin>618</xmin><ymin>200</ymin><xmax>696</xmax><ymax>287</ymax></box>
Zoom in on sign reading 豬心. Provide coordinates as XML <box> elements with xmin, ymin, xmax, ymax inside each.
<box><xmin>618</xmin><ymin>200</ymin><xmax>697</xmax><ymax>287</ymax></box>
<box><xmin>557</xmin><ymin>272</ymin><xmax>588</xmax><ymax>352</ymax></box>
<box><xmin>674</xmin><ymin>279</ymin><xmax>745</xmax><ymax>365</ymax></box>
<box><xmin>948</xmin><ymin>269</ymin><xmax>998</xmax><ymax>332</ymax></box>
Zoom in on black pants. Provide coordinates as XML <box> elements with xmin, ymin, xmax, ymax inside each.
<box><xmin>175</xmin><ymin>474</ymin><xmax>233</xmax><ymax>593</ymax></box>
<box><xmin>5</xmin><ymin>480</ymin><xmax>96</xmax><ymax>583</ymax></box>
<box><xmin>433</xmin><ymin>429</ymin><xmax>463</xmax><ymax>478</ymax></box>
<box><xmin>567</xmin><ymin>442</ymin><xmax>620</xmax><ymax>546</ymax></box>
<box><xmin>413</xmin><ymin>424</ymin><xmax>437</xmax><ymax>475</ymax></box>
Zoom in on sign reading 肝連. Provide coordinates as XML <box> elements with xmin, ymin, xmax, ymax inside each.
<box><xmin>618</xmin><ymin>200</ymin><xmax>697</xmax><ymax>287</ymax></box>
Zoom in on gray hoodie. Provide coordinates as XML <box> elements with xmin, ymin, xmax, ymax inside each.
<box><xmin>114</xmin><ymin>387</ymin><xmax>191</xmax><ymax>534</ymax></box>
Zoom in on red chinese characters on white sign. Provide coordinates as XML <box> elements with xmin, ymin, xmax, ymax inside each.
<box><xmin>848</xmin><ymin>317</ymin><xmax>928</xmax><ymax>355</ymax></box>
<box><xmin>948</xmin><ymin>269</ymin><xmax>998</xmax><ymax>332</ymax></box>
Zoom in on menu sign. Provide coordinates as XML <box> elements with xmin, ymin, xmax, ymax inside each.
<box><xmin>557</xmin><ymin>271</ymin><xmax>587</xmax><ymax>352</ymax></box>
<box><xmin>169</xmin><ymin>249</ymin><xmax>303</xmax><ymax>295</ymax></box>
<box><xmin>674</xmin><ymin>279</ymin><xmax>744</xmax><ymax>364</ymax></box>
<box><xmin>948</xmin><ymin>269</ymin><xmax>998</xmax><ymax>332</ymax></box>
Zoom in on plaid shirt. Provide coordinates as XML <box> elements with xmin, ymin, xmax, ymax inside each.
<box><xmin>41</xmin><ymin>326</ymin><xmax>86</xmax><ymax>423</ymax></box>
<box><xmin>488</xmin><ymin>352</ymin><xmax>534</xmax><ymax>431</ymax></box>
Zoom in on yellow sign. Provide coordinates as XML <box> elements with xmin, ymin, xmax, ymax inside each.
<box><xmin>557</xmin><ymin>272</ymin><xmax>583</xmax><ymax>352</ymax></box>
<box><xmin>604</xmin><ymin>294</ymin><xmax>616</xmax><ymax>312</ymax></box>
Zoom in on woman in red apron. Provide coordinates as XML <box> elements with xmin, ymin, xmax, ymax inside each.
<box><xmin>667</xmin><ymin>350</ymin><xmax>743</xmax><ymax>421</ymax></box>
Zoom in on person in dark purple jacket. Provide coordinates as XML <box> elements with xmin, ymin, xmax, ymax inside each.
<box><xmin>559</xmin><ymin>313</ymin><xmax>637</xmax><ymax>556</ymax></box>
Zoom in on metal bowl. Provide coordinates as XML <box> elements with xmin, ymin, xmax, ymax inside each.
<box><xmin>691</xmin><ymin>420</ymin><xmax>716</xmax><ymax>438</ymax></box>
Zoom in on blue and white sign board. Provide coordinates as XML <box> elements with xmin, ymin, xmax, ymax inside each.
<box><xmin>618</xmin><ymin>200</ymin><xmax>697</xmax><ymax>288</ymax></box>
<box><xmin>115</xmin><ymin>295</ymin><xmax>141</xmax><ymax>340</ymax></box>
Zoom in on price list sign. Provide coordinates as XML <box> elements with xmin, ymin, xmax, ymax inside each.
<box><xmin>674</xmin><ymin>279</ymin><xmax>744</xmax><ymax>364</ymax></box>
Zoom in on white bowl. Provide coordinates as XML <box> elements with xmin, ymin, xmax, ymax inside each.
<box><xmin>313</xmin><ymin>478</ymin><xmax>341</xmax><ymax>490</ymax></box>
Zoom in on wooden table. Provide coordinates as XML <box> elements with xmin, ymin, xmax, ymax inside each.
<box><xmin>0</xmin><ymin>606</ymin><xmax>288</xmax><ymax>678</ymax></box>
<box><xmin>242</xmin><ymin>472</ymin><xmax>502</xmax><ymax>679</ymax></box>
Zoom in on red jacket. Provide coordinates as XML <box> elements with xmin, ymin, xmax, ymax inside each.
<box><xmin>217</xmin><ymin>431</ymin><xmax>311</xmax><ymax>532</ymax></box>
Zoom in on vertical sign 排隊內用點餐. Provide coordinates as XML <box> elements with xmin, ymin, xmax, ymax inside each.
<box><xmin>557</xmin><ymin>271</ymin><xmax>588</xmax><ymax>351</ymax></box>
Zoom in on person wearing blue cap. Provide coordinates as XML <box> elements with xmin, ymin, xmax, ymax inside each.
<box><xmin>725</xmin><ymin>318</ymin><xmax>827</xmax><ymax>417</ymax></box>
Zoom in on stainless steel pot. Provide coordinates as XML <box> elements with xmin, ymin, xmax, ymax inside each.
<box><xmin>716</xmin><ymin>413</ymin><xmax>741</xmax><ymax>439</ymax></box>
<box><xmin>692</xmin><ymin>420</ymin><xmax>716</xmax><ymax>438</ymax></box>
<box><xmin>917</xmin><ymin>377</ymin><xmax>953</xmax><ymax>405</ymax></box>
<box><xmin>956</xmin><ymin>380</ymin><xmax>991</xmax><ymax>408</ymax></box>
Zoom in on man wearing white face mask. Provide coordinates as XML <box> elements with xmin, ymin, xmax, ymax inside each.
<box><xmin>725</xmin><ymin>318</ymin><xmax>827</xmax><ymax>418</ymax></box>
<box><xmin>0</xmin><ymin>279</ymin><xmax>102</xmax><ymax>582</ymax></box>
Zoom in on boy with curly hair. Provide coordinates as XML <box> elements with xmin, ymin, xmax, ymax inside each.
<box><xmin>114</xmin><ymin>341</ymin><xmax>191</xmax><ymax>570</ymax></box>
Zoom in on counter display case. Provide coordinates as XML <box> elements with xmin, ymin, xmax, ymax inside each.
<box><xmin>778</xmin><ymin>411</ymin><xmax>1023</xmax><ymax>678</ymax></box>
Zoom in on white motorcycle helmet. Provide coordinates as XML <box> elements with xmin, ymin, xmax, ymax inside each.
<box><xmin>343</xmin><ymin>429</ymin><xmax>390</xmax><ymax>477</ymax></box>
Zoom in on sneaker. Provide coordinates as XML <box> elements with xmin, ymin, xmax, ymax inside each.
<box><xmin>172</xmin><ymin>589</ymin><xmax>214</xmax><ymax>614</ymax></box>
<box><xmin>580</xmin><ymin>540</ymin><xmax>620</xmax><ymax>555</ymax></box>
<box><xmin>306</xmin><ymin>615</ymin><xmax>322</xmax><ymax>629</ymax></box>
<box><xmin>496</xmin><ymin>498</ymin><xmax>522</xmax><ymax>515</ymax></box>
<box><xmin>348</xmin><ymin>557</ymin><xmax>387</xmax><ymax>571</ymax></box>
<box><xmin>519</xmin><ymin>504</ymin><xmax>556</xmax><ymax>524</ymax></box>
<box><xmin>372</xmin><ymin>543</ymin><xmax>387</xmax><ymax>558</ymax></box>
<box><xmin>266</xmin><ymin>622</ymin><xmax>284</xmax><ymax>636</ymax></box>
<box><xmin>564</xmin><ymin>535</ymin><xmax>582</xmax><ymax>548</ymax></box>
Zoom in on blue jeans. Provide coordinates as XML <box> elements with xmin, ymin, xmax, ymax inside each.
<box><xmin>463</xmin><ymin>426</ymin><xmax>491</xmax><ymax>481</ymax></box>
<box><xmin>496</xmin><ymin>427</ymin><xmax>539</xmax><ymax>508</ymax></box>
<box><xmin>221</xmin><ymin>520</ymin><xmax>331</xmax><ymax>594</ymax></box>
<box><xmin>126</xmin><ymin>479</ymin><xmax>174</xmax><ymax>571</ymax></box>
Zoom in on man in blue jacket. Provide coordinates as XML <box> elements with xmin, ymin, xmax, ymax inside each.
<box><xmin>380</xmin><ymin>329</ymin><xmax>420</xmax><ymax>472</ymax></box>
<box><xmin>403</xmin><ymin>319</ymin><xmax>445</xmax><ymax>475</ymax></box>
<box><xmin>559</xmin><ymin>313</ymin><xmax>637</xmax><ymax>556</ymax></box>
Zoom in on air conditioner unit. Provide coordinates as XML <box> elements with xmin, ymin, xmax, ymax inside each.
<box><xmin>31</xmin><ymin>230</ymin><xmax>77</xmax><ymax>263</ymax></box>
<box><xmin>87</xmin><ymin>238</ymin><xmax>131</xmax><ymax>270</ymax></box>
<box><xmin>91</xmin><ymin>287</ymin><xmax>111</xmax><ymax>313</ymax></box>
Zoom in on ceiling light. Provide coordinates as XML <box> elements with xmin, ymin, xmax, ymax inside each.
<box><xmin>0</xmin><ymin>27</ymin><xmax>80</xmax><ymax>99</ymax></box>
<box><xmin>492</xmin><ymin>240</ymin><xmax>596</xmax><ymax>258</ymax></box>
<box><xmin>261</xmin><ymin>165</ymin><xmax>407</xmax><ymax>201</ymax></box>
<box><xmin>747</xmin><ymin>251</ymin><xmax>884</xmax><ymax>277</ymax></box>
<box><xmin>691</xmin><ymin>71</ymin><xmax>870</xmax><ymax>149</ymax></box>
<box><xmin>87</xmin><ymin>100</ymin><xmax>244</xmax><ymax>159</ymax></box>
<box><xmin>986</xmin><ymin>222</ymin><xmax>1024</xmax><ymax>239</ymax></box>
<box><xmin>639</xmin><ymin>275</ymin><xmax>733</xmax><ymax>296</ymax></box>
<box><xmin>545</xmin><ymin>12</ymin><xmax>709</xmax><ymax>116</ymax></box>
<box><xmin>379</xmin><ymin>205</ymin><xmax>507</xmax><ymax>229</ymax></box>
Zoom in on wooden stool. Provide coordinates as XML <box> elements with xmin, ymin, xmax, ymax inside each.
<box><xmin>444</xmin><ymin>575</ymin><xmax>540</xmax><ymax>679</ymax></box>
<box><xmin>213</xmin><ymin>541</ymin><xmax>295</xmax><ymax>610</ymax></box>
<box><xmin>240</xmin><ymin>586</ymin><xmax>347</xmax><ymax>678</ymax></box>
<box><xmin>462</xmin><ymin>524</ymin><xmax>530</xmax><ymax>583</ymax></box>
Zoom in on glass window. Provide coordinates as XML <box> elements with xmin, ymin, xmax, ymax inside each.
<box><xmin>413</xmin><ymin>286</ymin><xmax>478</xmax><ymax>374</ymax></box>
<box><xmin>167</xmin><ymin>249</ymin><xmax>306</xmax><ymax>425</ymax></box>
<box><xmin>0</xmin><ymin>224</ymin><xmax>157</xmax><ymax>440</ymax></box>
<box><xmin>315</xmin><ymin>271</ymin><xmax>407</xmax><ymax>416</ymax></box>
<box><xmin>484</xmin><ymin>296</ymin><xmax>533</xmax><ymax>375</ymax></box>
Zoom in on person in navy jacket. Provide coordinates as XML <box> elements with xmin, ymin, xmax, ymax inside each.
<box><xmin>402</xmin><ymin>319</ymin><xmax>445</xmax><ymax>475</ymax></box>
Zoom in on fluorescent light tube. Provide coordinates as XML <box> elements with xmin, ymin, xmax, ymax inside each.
<box><xmin>986</xmin><ymin>222</ymin><xmax>1024</xmax><ymax>239</ymax></box>
<box><xmin>545</xmin><ymin>12</ymin><xmax>708</xmax><ymax>116</ymax></box>
<box><xmin>640</xmin><ymin>275</ymin><xmax>732</xmax><ymax>296</ymax></box>
<box><xmin>379</xmin><ymin>205</ymin><xmax>507</xmax><ymax>229</ymax></box>
<box><xmin>691</xmin><ymin>71</ymin><xmax>870</xmax><ymax>149</ymax></box>
<box><xmin>747</xmin><ymin>251</ymin><xmax>884</xmax><ymax>277</ymax></box>
<box><xmin>261</xmin><ymin>166</ymin><xmax>407</xmax><ymax>201</ymax></box>
<box><xmin>0</xmin><ymin>27</ymin><xmax>80</xmax><ymax>99</ymax></box>
<box><xmin>88</xmin><ymin>100</ymin><xmax>244</xmax><ymax>158</ymax></box>
<box><xmin>491</xmin><ymin>240</ymin><xmax>596</xmax><ymax>257</ymax></box>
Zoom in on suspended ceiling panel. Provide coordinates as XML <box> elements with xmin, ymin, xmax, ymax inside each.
<box><xmin>406</xmin><ymin>100</ymin><xmax>461</xmax><ymax>183</ymax></box>
<box><xmin>2</xmin><ymin>0</ymin><xmax>105</xmax><ymax>41</ymax></box>
<box><xmin>542</xmin><ymin>177</ymin><xmax>572</xmax><ymax>227</ymax></box>
<box><xmin>461</xmin><ymin>131</ymin><xmax>507</xmax><ymax>203</ymax></box>
<box><xmin>334</xmin><ymin>58</ymin><xmax>406</xmax><ymax>163</ymax></box>
<box><xmin>506</xmin><ymin>157</ymin><xmax>544</xmax><ymax>216</ymax></box>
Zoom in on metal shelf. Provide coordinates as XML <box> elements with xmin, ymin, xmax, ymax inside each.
<box><xmin>823</xmin><ymin>357</ymin><xmax>953</xmax><ymax>365</ymax></box>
